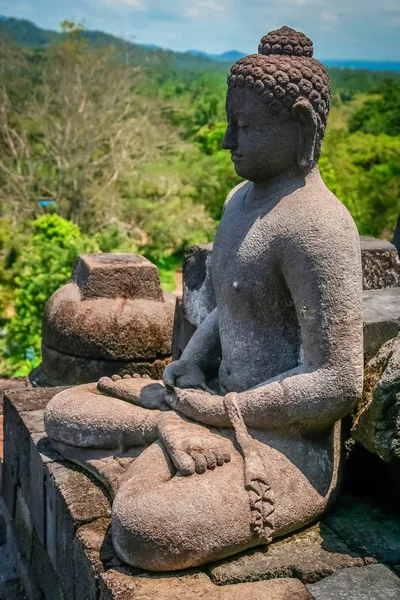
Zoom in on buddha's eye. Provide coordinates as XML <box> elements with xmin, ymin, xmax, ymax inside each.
<box><xmin>238</xmin><ymin>123</ymin><xmax>249</xmax><ymax>129</ymax></box>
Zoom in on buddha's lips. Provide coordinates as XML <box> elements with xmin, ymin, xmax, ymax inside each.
<box><xmin>231</xmin><ymin>152</ymin><xmax>243</xmax><ymax>161</ymax></box>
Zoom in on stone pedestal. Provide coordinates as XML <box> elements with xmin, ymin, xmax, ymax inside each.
<box><xmin>2</xmin><ymin>388</ymin><xmax>400</xmax><ymax>599</ymax></box>
<box><xmin>30</xmin><ymin>254</ymin><xmax>175</xmax><ymax>386</ymax></box>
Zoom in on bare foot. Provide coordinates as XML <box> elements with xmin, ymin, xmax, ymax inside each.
<box><xmin>158</xmin><ymin>412</ymin><xmax>231</xmax><ymax>476</ymax></box>
<box><xmin>98</xmin><ymin>374</ymin><xmax>170</xmax><ymax>411</ymax></box>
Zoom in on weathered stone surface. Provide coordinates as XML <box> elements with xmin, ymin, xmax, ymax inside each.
<box><xmin>171</xmin><ymin>297</ymin><xmax>197</xmax><ymax>361</ymax></box>
<box><xmin>72</xmin><ymin>253</ymin><xmax>164</xmax><ymax>302</ymax></box>
<box><xmin>209</xmin><ymin>523</ymin><xmax>364</xmax><ymax>585</ymax></box>
<box><xmin>32</xmin><ymin>344</ymin><xmax>171</xmax><ymax>387</ymax></box>
<box><xmin>73</xmin><ymin>517</ymin><xmax>115</xmax><ymax>600</ymax></box>
<box><xmin>175</xmin><ymin>246</ymin><xmax>400</xmax><ymax>361</ymax></box>
<box><xmin>13</xmin><ymin>488</ymin><xmax>33</xmax><ymax>562</ymax></box>
<box><xmin>1</xmin><ymin>463</ymin><xmax>16</xmax><ymax>519</ymax></box>
<box><xmin>41</xmin><ymin>255</ymin><xmax>175</xmax><ymax>362</ymax></box>
<box><xmin>0</xmin><ymin>377</ymin><xmax>31</xmax><ymax>415</ymax></box>
<box><xmin>30</xmin><ymin>252</ymin><xmax>175</xmax><ymax>386</ymax></box>
<box><xmin>0</xmin><ymin>580</ymin><xmax>25</xmax><ymax>600</ymax></box>
<box><xmin>31</xmin><ymin>529</ymin><xmax>63</xmax><ymax>600</ymax></box>
<box><xmin>18</xmin><ymin>557</ymin><xmax>44</xmax><ymax>600</ymax></box>
<box><xmin>360</xmin><ymin>237</ymin><xmax>400</xmax><ymax>291</ymax></box>
<box><xmin>3</xmin><ymin>388</ymin><xmax>66</xmax><ymax>526</ymax></box>
<box><xmin>307</xmin><ymin>564</ymin><xmax>400</xmax><ymax>600</ymax></box>
<box><xmin>45</xmin><ymin>459</ymin><xmax>111</xmax><ymax>599</ymax></box>
<box><xmin>0</xmin><ymin>498</ymin><xmax>19</xmax><ymax>590</ymax></box>
<box><xmin>352</xmin><ymin>335</ymin><xmax>400</xmax><ymax>462</ymax></box>
<box><xmin>363</xmin><ymin>288</ymin><xmax>400</xmax><ymax>359</ymax></box>
<box><xmin>182</xmin><ymin>243</ymin><xmax>215</xmax><ymax>329</ymax></box>
<box><xmin>323</xmin><ymin>496</ymin><xmax>400</xmax><ymax>567</ymax></box>
<box><xmin>99</xmin><ymin>570</ymin><xmax>311</xmax><ymax>600</ymax></box>
<box><xmin>175</xmin><ymin>237</ymin><xmax>400</xmax><ymax>355</ymax></box>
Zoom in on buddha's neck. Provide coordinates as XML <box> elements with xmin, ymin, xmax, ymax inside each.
<box><xmin>250</xmin><ymin>165</ymin><xmax>319</xmax><ymax>203</ymax></box>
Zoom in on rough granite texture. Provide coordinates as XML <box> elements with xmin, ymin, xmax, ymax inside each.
<box><xmin>175</xmin><ymin>236</ymin><xmax>400</xmax><ymax>346</ymax></box>
<box><xmin>182</xmin><ymin>243</ymin><xmax>215</xmax><ymax>329</ymax></box>
<box><xmin>32</xmin><ymin>344</ymin><xmax>170</xmax><ymax>387</ymax></box>
<box><xmin>99</xmin><ymin>571</ymin><xmax>312</xmax><ymax>599</ymax></box>
<box><xmin>363</xmin><ymin>288</ymin><xmax>400</xmax><ymax>359</ymax></box>
<box><xmin>33</xmin><ymin>253</ymin><xmax>175</xmax><ymax>385</ymax></box>
<box><xmin>323</xmin><ymin>496</ymin><xmax>400</xmax><ymax>567</ymax></box>
<box><xmin>307</xmin><ymin>564</ymin><xmax>400</xmax><ymax>600</ymax></box>
<box><xmin>352</xmin><ymin>335</ymin><xmax>400</xmax><ymax>462</ymax></box>
<box><xmin>4</xmin><ymin>387</ymin><xmax>400</xmax><ymax>599</ymax></box>
<box><xmin>44</xmin><ymin>27</ymin><xmax>364</xmax><ymax>571</ymax></box>
<box><xmin>209</xmin><ymin>523</ymin><xmax>364</xmax><ymax>585</ymax></box>
<box><xmin>360</xmin><ymin>237</ymin><xmax>400</xmax><ymax>291</ymax></box>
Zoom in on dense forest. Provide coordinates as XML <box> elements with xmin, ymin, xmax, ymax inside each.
<box><xmin>0</xmin><ymin>19</ymin><xmax>399</xmax><ymax>376</ymax></box>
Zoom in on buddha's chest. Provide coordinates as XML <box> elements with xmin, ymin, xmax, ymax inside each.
<box><xmin>212</xmin><ymin>206</ymin><xmax>282</xmax><ymax>300</ymax></box>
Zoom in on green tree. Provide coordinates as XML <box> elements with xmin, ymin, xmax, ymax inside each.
<box><xmin>1</xmin><ymin>214</ymin><xmax>96</xmax><ymax>375</ymax></box>
<box><xmin>349</xmin><ymin>80</ymin><xmax>400</xmax><ymax>136</ymax></box>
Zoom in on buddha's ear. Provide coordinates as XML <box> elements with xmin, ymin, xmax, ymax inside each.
<box><xmin>291</xmin><ymin>98</ymin><xmax>318</xmax><ymax>171</ymax></box>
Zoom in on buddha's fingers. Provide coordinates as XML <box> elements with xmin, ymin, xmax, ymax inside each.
<box><xmin>98</xmin><ymin>377</ymin><xmax>139</xmax><ymax>402</ymax></box>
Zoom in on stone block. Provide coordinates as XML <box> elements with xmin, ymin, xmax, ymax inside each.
<box><xmin>31</xmin><ymin>529</ymin><xmax>63</xmax><ymax>600</ymax></box>
<box><xmin>18</xmin><ymin>556</ymin><xmax>45</xmax><ymax>600</ymax></box>
<box><xmin>2</xmin><ymin>389</ymin><xmax>66</xmax><ymax>538</ymax></box>
<box><xmin>363</xmin><ymin>288</ymin><xmax>400</xmax><ymax>359</ymax></box>
<box><xmin>307</xmin><ymin>564</ymin><xmax>400</xmax><ymax>600</ymax></box>
<box><xmin>41</xmin><ymin>253</ymin><xmax>175</xmax><ymax>368</ymax></box>
<box><xmin>13</xmin><ymin>488</ymin><xmax>33</xmax><ymax>562</ymax></box>
<box><xmin>171</xmin><ymin>297</ymin><xmax>197</xmax><ymax>361</ymax></box>
<box><xmin>182</xmin><ymin>243</ymin><xmax>215</xmax><ymax>328</ymax></box>
<box><xmin>323</xmin><ymin>496</ymin><xmax>400</xmax><ymax>567</ymax></box>
<box><xmin>360</xmin><ymin>237</ymin><xmax>400</xmax><ymax>290</ymax></box>
<box><xmin>72</xmin><ymin>253</ymin><xmax>164</xmax><ymax>302</ymax></box>
<box><xmin>99</xmin><ymin>569</ymin><xmax>312</xmax><ymax>600</ymax></box>
<box><xmin>0</xmin><ymin>377</ymin><xmax>31</xmax><ymax>415</ymax></box>
<box><xmin>73</xmin><ymin>517</ymin><xmax>116</xmax><ymax>600</ymax></box>
<box><xmin>1</xmin><ymin>463</ymin><xmax>16</xmax><ymax>519</ymax></box>
<box><xmin>352</xmin><ymin>335</ymin><xmax>400</xmax><ymax>463</ymax></box>
<box><xmin>45</xmin><ymin>459</ymin><xmax>110</xmax><ymax>599</ymax></box>
<box><xmin>33</xmin><ymin>344</ymin><xmax>170</xmax><ymax>387</ymax></box>
<box><xmin>209</xmin><ymin>522</ymin><xmax>364</xmax><ymax>585</ymax></box>
<box><xmin>0</xmin><ymin>580</ymin><xmax>26</xmax><ymax>600</ymax></box>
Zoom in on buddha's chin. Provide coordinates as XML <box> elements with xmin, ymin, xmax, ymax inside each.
<box><xmin>233</xmin><ymin>162</ymin><xmax>250</xmax><ymax>179</ymax></box>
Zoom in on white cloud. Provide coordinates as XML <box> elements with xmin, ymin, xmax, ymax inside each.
<box><xmin>185</xmin><ymin>0</ymin><xmax>226</xmax><ymax>20</ymax></box>
<box><xmin>101</xmin><ymin>0</ymin><xmax>143</xmax><ymax>7</ymax></box>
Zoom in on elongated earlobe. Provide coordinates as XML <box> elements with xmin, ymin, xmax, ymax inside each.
<box><xmin>292</xmin><ymin>99</ymin><xmax>318</xmax><ymax>171</ymax></box>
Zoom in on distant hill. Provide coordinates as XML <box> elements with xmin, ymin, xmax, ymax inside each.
<box><xmin>323</xmin><ymin>59</ymin><xmax>400</xmax><ymax>72</ymax></box>
<box><xmin>1</xmin><ymin>16</ymin><xmax>399</xmax><ymax>73</ymax></box>
<box><xmin>0</xmin><ymin>16</ymin><xmax>229</xmax><ymax>71</ymax></box>
<box><xmin>187</xmin><ymin>49</ymin><xmax>245</xmax><ymax>63</ymax></box>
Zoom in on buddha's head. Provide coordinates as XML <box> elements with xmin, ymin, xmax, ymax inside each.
<box><xmin>223</xmin><ymin>26</ymin><xmax>332</xmax><ymax>182</ymax></box>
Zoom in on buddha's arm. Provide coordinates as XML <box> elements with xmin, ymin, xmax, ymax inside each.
<box><xmin>163</xmin><ymin>308</ymin><xmax>221</xmax><ymax>387</ymax></box>
<box><xmin>168</xmin><ymin>216</ymin><xmax>364</xmax><ymax>433</ymax></box>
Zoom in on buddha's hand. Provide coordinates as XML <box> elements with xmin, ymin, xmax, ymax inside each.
<box><xmin>164</xmin><ymin>386</ymin><xmax>227</xmax><ymax>428</ymax></box>
<box><xmin>158</xmin><ymin>412</ymin><xmax>231</xmax><ymax>476</ymax></box>
<box><xmin>98</xmin><ymin>374</ymin><xmax>170</xmax><ymax>411</ymax></box>
<box><xmin>163</xmin><ymin>359</ymin><xmax>207</xmax><ymax>390</ymax></box>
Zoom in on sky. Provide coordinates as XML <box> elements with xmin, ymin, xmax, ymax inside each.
<box><xmin>1</xmin><ymin>0</ymin><xmax>399</xmax><ymax>61</ymax></box>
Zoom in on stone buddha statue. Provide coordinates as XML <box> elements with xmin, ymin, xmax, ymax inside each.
<box><xmin>44</xmin><ymin>26</ymin><xmax>363</xmax><ymax>572</ymax></box>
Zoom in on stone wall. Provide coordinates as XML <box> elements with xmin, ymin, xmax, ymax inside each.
<box><xmin>2</xmin><ymin>387</ymin><xmax>400</xmax><ymax>599</ymax></box>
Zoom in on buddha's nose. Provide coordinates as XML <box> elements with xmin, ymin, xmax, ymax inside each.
<box><xmin>222</xmin><ymin>124</ymin><xmax>237</xmax><ymax>151</ymax></box>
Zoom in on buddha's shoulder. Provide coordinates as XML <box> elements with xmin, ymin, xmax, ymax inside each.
<box><xmin>222</xmin><ymin>180</ymin><xmax>250</xmax><ymax>213</ymax></box>
<box><xmin>286</xmin><ymin>179</ymin><xmax>357</xmax><ymax>229</ymax></box>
